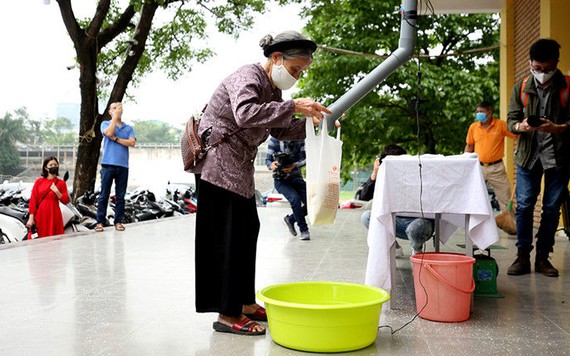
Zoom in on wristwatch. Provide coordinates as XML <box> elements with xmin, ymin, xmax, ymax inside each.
<box><xmin>114</xmin><ymin>137</ymin><xmax>119</xmax><ymax>142</ymax></box>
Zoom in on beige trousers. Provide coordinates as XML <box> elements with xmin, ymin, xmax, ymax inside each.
<box><xmin>481</xmin><ymin>161</ymin><xmax>512</xmax><ymax>212</ymax></box>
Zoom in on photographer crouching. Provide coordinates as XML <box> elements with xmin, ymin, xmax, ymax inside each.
<box><xmin>266</xmin><ymin>137</ymin><xmax>311</xmax><ymax>240</ymax></box>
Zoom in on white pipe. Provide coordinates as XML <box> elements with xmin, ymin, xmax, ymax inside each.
<box><xmin>325</xmin><ymin>0</ymin><xmax>417</xmax><ymax>128</ymax></box>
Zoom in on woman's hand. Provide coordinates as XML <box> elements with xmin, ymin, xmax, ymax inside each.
<box><xmin>26</xmin><ymin>216</ymin><xmax>34</xmax><ymax>229</ymax></box>
<box><xmin>293</xmin><ymin>98</ymin><xmax>331</xmax><ymax>120</ymax></box>
<box><xmin>310</xmin><ymin>113</ymin><xmax>343</xmax><ymax>126</ymax></box>
<box><xmin>270</xmin><ymin>161</ymin><xmax>278</xmax><ymax>171</ymax></box>
<box><xmin>370</xmin><ymin>157</ymin><xmax>381</xmax><ymax>181</ymax></box>
<box><xmin>50</xmin><ymin>183</ymin><xmax>62</xmax><ymax>198</ymax></box>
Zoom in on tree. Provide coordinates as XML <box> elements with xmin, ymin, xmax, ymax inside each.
<box><xmin>56</xmin><ymin>0</ymin><xmax>268</xmax><ymax>200</ymax></box>
<box><xmin>44</xmin><ymin>117</ymin><xmax>76</xmax><ymax>145</ymax></box>
<box><xmin>132</xmin><ymin>120</ymin><xmax>180</xmax><ymax>144</ymax></box>
<box><xmin>0</xmin><ymin>110</ymin><xmax>28</xmax><ymax>176</ymax></box>
<box><xmin>296</xmin><ymin>0</ymin><xmax>500</xmax><ymax>181</ymax></box>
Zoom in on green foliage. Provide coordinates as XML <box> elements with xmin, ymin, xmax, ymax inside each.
<box><xmin>81</xmin><ymin>0</ymin><xmax>271</xmax><ymax>93</ymax></box>
<box><xmin>0</xmin><ymin>110</ymin><xmax>28</xmax><ymax>175</ymax></box>
<box><xmin>132</xmin><ymin>119</ymin><xmax>181</xmax><ymax>144</ymax></box>
<box><xmin>296</xmin><ymin>0</ymin><xmax>500</xmax><ymax>181</ymax></box>
<box><xmin>43</xmin><ymin>117</ymin><xmax>76</xmax><ymax>145</ymax></box>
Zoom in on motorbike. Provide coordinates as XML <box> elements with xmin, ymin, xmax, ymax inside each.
<box><xmin>0</xmin><ymin>172</ymin><xmax>91</xmax><ymax>244</ymax></box>
<box><xmin>0</xmin><ymin>206</ymin><xmax>28</xmax><ymax>243</ymax></box>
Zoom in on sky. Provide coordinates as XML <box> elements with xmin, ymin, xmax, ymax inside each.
<box><xmin>0</xmin><ymin>1</ymin><xmax>305</xmax><ymax>128</ymax></box>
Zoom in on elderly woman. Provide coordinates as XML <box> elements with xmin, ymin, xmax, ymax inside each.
<box><xmin>191</xmin><ymin>30</ymin><xmax>331</xmax><ymax>336</ymax></box>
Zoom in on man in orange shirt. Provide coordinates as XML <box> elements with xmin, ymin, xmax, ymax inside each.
<box><xmin>465</xmin><ymin>101</ymin><xmax>517</xmax><ymax>213</ymax></box>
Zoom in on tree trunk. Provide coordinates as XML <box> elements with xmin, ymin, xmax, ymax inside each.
<box><xmin>72</xmin><ymin>38</ymin><xmax>103</xmax><ymax>202</ymax></box>
<box><xmin>59</xmin><ymin>1</ymin><xmax>158</xmax><ymax>201</ymax></box>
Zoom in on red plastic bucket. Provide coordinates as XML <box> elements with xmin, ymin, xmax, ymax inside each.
<box><xmin>410</xmin><ymin>252</ymin><xmax>476</xmax><ymax>322</ymax></box>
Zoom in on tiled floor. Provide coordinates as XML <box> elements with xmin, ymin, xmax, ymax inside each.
<box><xmin>1</xmin><ymin>207</ymin><xmax>569</xmax><ymax>355</ymax></box>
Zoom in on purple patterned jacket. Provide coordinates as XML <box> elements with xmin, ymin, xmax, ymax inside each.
<box><xmin>192</xmin><ymin>63</ymin><xmax>307</xmax><ymax>198</ymax></box>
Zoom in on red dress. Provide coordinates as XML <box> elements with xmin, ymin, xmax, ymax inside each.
<box><xmin>28</xmin><ymin>177</ymin><xmax>70</xmax><ymax>238</ymax></box>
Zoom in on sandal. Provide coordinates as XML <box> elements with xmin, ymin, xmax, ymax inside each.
<box><xmin>244</xmin><ymin>306</ymin><xmax>267</xmax><ymax>322</ymax></box>
<box><xmin>115</xmin><ymin>223</ymin><xmax>125</xmax><ymax>231</ymax></box>
<box><xmin>95</xmin><ymin>224</ymin><xmax>104</xmax><ymax>232</ymax></box>
<box><xmin>213</xmin><ymin>317</ymin><xmax>265</xmax><ymax>336</ymax></box>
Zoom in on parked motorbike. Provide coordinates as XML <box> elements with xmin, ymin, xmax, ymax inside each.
<box><xmin>1</xmin><ymin>179</ymin><xmax>197</xmax><ymax>242</ymax></box>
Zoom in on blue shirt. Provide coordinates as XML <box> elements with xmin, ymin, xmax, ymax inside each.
<box><xmin>100</xmin><ymin>121</ymin><xmax>136</xmax><ymax>168</ymax></box>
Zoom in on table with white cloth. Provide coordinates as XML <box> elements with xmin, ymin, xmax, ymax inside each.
<box><xmin>364</xmin><ymin>154</ymin><xmax>500</xmax><ymax>306</ymax></box>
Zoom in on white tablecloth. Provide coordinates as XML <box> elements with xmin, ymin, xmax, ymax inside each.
<box><xmin>364</xmin><ymin>153</ymin><xmax>499</xmax><ymax>291</ymax></box>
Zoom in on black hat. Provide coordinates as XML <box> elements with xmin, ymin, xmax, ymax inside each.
<box><xmin>263</xmin><ymin>39</ymin><xmax>317</xmax><ymax>57</ymax></box>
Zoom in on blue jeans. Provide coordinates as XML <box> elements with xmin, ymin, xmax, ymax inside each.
<box><xmin>361</xmin><ymin>211</ymin><xmax>433</xmax><ymax>250</ymax></box>
<box><xmin>97</xmin><ymin>165</ymin><xmax>129</xmax><ymax>225</ymax></box>
<box><xmin>515</xmin><ymin>164</ymin><xmax>570</xmax><ymax>252</ymax></box>
<box><xmin>274</xmin><ymin>175</ymin><xmax>308</xmax><ymax>232</ymax></box>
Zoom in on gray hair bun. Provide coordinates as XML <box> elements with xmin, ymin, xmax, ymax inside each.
<box><xmin>259</xmin><ymin>34</ymin><xmax>274</xmax><ymax>49</ymax></box>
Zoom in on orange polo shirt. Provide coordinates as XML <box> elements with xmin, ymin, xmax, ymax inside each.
<box><xmin>466</xmin><ymin>118</ymin><xmax>517</xmax><ymax>163</ymax></box>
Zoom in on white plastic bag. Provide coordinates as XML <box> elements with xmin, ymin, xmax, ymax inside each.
<box><xmin>305</xmin><ymin>118</ymin><xmax>343</xmax><ymax>225</ymax></box>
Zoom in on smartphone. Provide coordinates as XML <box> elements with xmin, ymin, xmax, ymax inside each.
<box><xmin>526</xmin><ymin>115</ymin><xmax>544</xmax><ymax>127</ymax></box>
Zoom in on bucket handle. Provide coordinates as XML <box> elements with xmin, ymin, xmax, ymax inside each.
<box><xmin>424</xmin><ymin>263</ymin><xmax>475</xmax><ymax>294</ymax></box>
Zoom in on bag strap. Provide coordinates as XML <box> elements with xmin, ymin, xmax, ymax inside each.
<box><xmin>520</xmin><ymin>75</ymin><xmax>570</xmax><ymax>111</ymax></box>
<box><xmin>560</xmin><ymin>75</ymin><xmax>570</xmax><ymax>111</ymax></box>
<box><xmin>188</xmin><ymin>103</ymin><xmax>242</xmax><ymax>151</ymax></box>
<box><xmin>36</xmin><ymin>178</ymin><xmax>58</xmax><ymax>210</ymax></box>
<box><xmin>207</xmin><ymin>127</ymin><xmax>243</xmax><ymax>150</ymax></box>
<box><xmin>520</xmin><ymin>76</ymin><xmax>529</xmax><ymax>109</ymax></box>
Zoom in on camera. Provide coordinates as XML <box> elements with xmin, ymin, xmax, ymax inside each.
<box><xmin>273</xmin><ymin>152</ymin><xmax>294</xmax><ymax>180</ymax></box>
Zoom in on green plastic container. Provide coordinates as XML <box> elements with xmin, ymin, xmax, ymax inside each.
<box><xmin>257</xmin><ymin>281</ymin><xmax>390</xmax><ymax>353</ymax></box>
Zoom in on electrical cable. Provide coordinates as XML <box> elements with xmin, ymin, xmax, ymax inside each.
<box><xmin>378</xmin><ymin>0</ymin><xmax>434</xmax><ymax>335</ymax></box>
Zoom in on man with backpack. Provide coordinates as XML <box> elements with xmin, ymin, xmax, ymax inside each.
<box><xmin>506</xmin><ymin>38</ymin><xmax>570</xmax><ymax>277</ymax></box>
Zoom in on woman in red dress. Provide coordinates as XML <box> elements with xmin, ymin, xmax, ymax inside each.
<box><xmin>26</xmin><ymin>157</ymin><xmax>70</xmax><ymax>238</ymax></box>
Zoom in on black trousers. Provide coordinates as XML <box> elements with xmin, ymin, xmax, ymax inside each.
<box><xmin>194</xmin><ymin>178</ymin><xmax>260</xmax><ymax>316</ymax></box>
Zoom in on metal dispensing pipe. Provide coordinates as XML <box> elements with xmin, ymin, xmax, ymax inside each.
<box><xmin>325</xmin><ymin>0</ymin><xmax>418</xmax><ymax>129</ymax></box>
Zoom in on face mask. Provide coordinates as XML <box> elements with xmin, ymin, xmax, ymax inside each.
<box><xmin>475</xmin><ymin>112</ymin><xmax>488</xmax><ymax>123</ymax></box>
<box><xmin>530</xmin><ymin>65</ymin><xmax>555</xmax><ymax>84</ymax></box>
<box><xmin>271</xmin><ymin>61</ymin><xmax>297</xmax><ymax>90</ymax></box>
<box><xmin>48</xmin><ymin>166</ymin><xmax>59</xmax><ymax>175</ymax></box>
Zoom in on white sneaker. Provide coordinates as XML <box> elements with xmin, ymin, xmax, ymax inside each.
<box><xmin>411</xmin><ymin>246</ymin><xmax>423</xmax><ymax>256</ymax></box>
<box><xmin>395</xmin><ymin>245</ymin><xmax>404</xmax><ymax>258</ymax></box>
<box><xmin>300</xmin><ymin>231</ymin><xmax>311</xmax><ymax>240</ymax></box>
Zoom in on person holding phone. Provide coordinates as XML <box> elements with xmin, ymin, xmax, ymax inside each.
<box><xmin>506</xmin><ymin>39</ymin><xmax>570</xmax><ymax>277</ymax></box>
<box><xmin>27</xmin><ymin>156</ymin><xmax>70</xmax><ymax>238</ymax></box>
<box><xmin>95</xmin><ymin>102</ymin><xmax>137</xmax><ymax>232</ymax></box>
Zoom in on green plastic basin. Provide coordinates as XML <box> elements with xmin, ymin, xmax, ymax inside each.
<box><xmin>257</xmin><ymin>281</ymin><xmax>390</xmax><ymax>352</ymax></box>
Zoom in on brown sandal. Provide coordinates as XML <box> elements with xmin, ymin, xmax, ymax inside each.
<box><xmin>115</xmin><ymin>223</ymin><xmax>125</xmax><ymax>231</ymax></box>
<box><xmin>212</xmin><ymin>317</ymin><xmax>265</xmax><ymax>336</ymax></box>
<box><xmin>95</xmin><ymin>224</ymin><xmax>104</xmax><ymax>232</ymax></box>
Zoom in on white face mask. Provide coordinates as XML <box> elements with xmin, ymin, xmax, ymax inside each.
<box><xmin>271</xmin><ymin>61</ymin><xmax>297</xmax><ymax>90</ymax></box>
<box><xmin>530</xmin><ymin>62</ymin><xmax>556</xmax><ymax>84</ymax></box>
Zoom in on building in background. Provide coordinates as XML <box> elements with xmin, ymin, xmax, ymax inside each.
<box><xmin>56</xmin><ymin>102</ymin><xmax>80</xmax><ymax>131</ymax></box>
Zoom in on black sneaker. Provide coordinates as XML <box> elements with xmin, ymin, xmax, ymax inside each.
<box><xmin>283</xmin><ymin>216</ymin><xmax>297</xmax><ymax>236</ymax></box>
